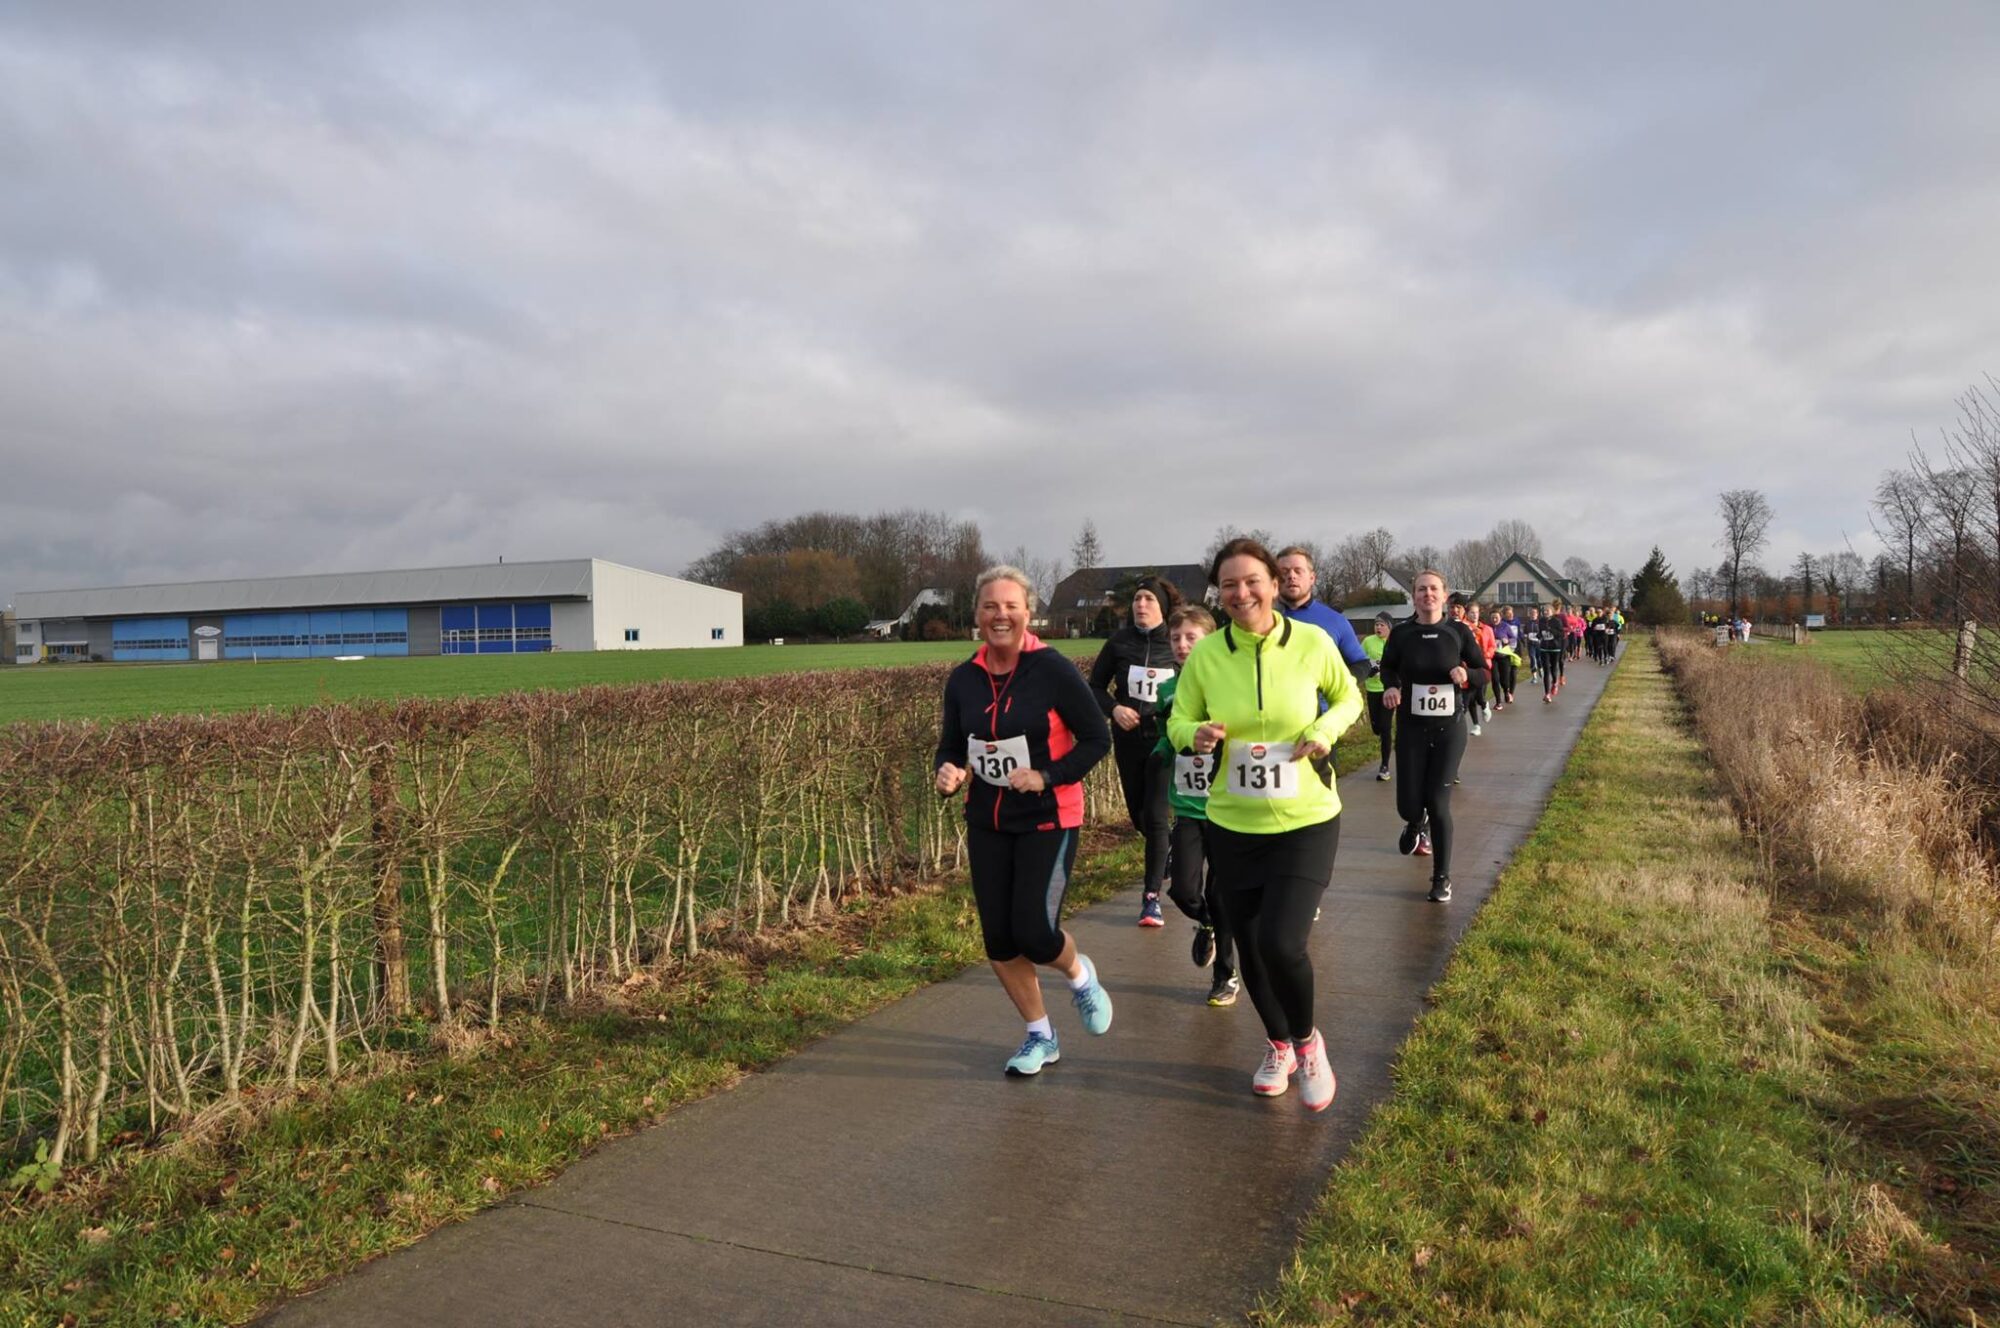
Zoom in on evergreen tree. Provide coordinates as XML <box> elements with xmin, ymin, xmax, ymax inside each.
<box><xmin>1628</xmin><ymin>547</ymin><xmax>1688</xmax><ymax>626</ymax></box>
<box><xmin>1070</xmin><ymin>519</ymin><xmax>1104</xmax><ymax>571</ymax></box>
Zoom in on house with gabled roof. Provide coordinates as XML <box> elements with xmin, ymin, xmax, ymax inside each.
<box><xmin>1047</xmin><ymin>563</ymin><xmax>1208</xmax><ymax>637</ymax></box>
<box><xmin>1471</xmin><ymin>553</ymin><xmax>1586</xmax><ymax>609</ymax></box>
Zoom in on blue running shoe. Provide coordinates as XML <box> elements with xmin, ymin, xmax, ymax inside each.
<box><xmin>1071</xmin><ymin>955</ymin><xmax>1113</xmax><ymax>1035</ymax></box>
<box><xmin>1005</xmin><ymin>1030</ymin><xmax>1061</xmax><ymax>1076</ymax></box>
<box><xmin>1139</xmin><ymin>895</ymin><xmax>1165</xmax><ymax>927</ymax></box>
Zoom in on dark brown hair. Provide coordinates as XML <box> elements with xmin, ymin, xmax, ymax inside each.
<box><xmin>1209</xmin><ymin>538</ymin><xmax>1280</xmax><ymax>586</ymax></box>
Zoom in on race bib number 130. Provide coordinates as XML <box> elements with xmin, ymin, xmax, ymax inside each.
<box><xmin>1226</xmin><ymin>741</ymin><xmax>1296</xmax><ymax>799</ymax></box>
<box><xmin>968</xmin><ymin>735</ymin><xmax>1032</xmax><ymax>787</ymax></box>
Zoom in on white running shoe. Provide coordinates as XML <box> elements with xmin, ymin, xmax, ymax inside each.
<box><xmin>1470</xmin><ymin>723</ymin><xmax>1483</xmax><ymax>737</ymax></box>
<box><xmin>1252</xmin><ymin>1039</ymin><xmax>1297</xmax><ymax>1096</ymax></box>
<box><xmin>1297</xmin><ymin>1030</ymin><xmax>1336</xmax><ymax>1112</ymax></box>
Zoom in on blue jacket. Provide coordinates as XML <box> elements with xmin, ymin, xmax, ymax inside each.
<box><xmin>1277</xmin><ymin>597</ymin><xmax>1369</xmax><ymax>672</ymax></box>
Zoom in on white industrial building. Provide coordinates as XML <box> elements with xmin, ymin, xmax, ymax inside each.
<box><xmin>11</xmin><ymin>558</ymin><xmax>742</xmax><ymax>663</ymax></box>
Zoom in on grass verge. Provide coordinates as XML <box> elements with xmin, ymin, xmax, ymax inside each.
<box><xmin>1262</xmin><ymin>638</ymin><xmax>1928</xmax><ymax>1324</ymax></box>
<box><xmin>0</xmin><ymin>831</ymin><xmax>1141</xmax><ymax>1326</ymax></box>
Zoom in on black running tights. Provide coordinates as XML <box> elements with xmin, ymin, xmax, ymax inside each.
<box><xmin>1395</xmin><ymin>715</ymin><xmax>1468</xmax><ymax>882</ymax></box>
<box><xmin>1365</xmin><ymin>690</ymin><xmax>1393</xmax><ymax>765</ymax></box>
<box><xmin>1113</xmin><ymin>729</ymin><xmax>1171</xmax><ymax>895</ymax></box>
<box><xmin>1165</xmin><ymin>816</ymin><xmax>1235</xmax><ymax>974</ymax></box>
<box><xmin>1212</xmin><ymin>871</ymin><xmax>1329</xmax><ymax>1044</ymax></box>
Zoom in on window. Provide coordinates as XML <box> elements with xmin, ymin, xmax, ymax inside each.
<box><xmin>1496</xmin><ymin>580</ymin><xmax>1538</xmax><ymax>604</ymax></box>
<box><xmin>711</xmin><ymin>628</ymin><xmax>724</xmax><ymax>641</ymax></box>
<box><xmin>624</xmin><ymin>628</ymin><xmax>640</xmax><ymax>642</ymax></box>
<box><xmin>16</xmin><ymin>645</ymin><xmax>34</xmax><ymax>659</ymax></box>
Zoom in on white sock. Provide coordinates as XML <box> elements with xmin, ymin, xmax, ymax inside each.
<box><xmin>1065</xmin><ymin>956</ymin><xmax>1095</xmax><ymax>991</ymax></box>
<box><xmin>1027</xmin><ymin>1017</ymin><xmax>1053</xmax><ymax>1039</ymax></box>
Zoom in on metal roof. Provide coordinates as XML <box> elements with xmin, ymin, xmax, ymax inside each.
<box><xmin>15</xmin><ymin>559</ymin><xmax>602</xmax><ymax>620</ymax></box>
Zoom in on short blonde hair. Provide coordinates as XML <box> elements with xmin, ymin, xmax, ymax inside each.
<box><xmin>974</xmin><ymin>564</ymin><xmax>1037</xmax><ymax>611</ymax></box>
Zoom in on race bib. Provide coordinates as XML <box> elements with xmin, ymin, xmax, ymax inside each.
<box><xmin>1173</xmin><ymin>753</ymin><xmax>1214</xmax><ymax>799</ymax></box>
<box><xmin>1126</xmin><ymin>664</ymin><xmax>1173</xmax><ymax>704</ymax></box>
<box><xmin>1410</xmin><ymin>683</ymin><xmax>1456</xmax><ymax>717</ymax></box>
<box><xmin>1226</xmin><ymin>741</ymin><xmax>1297</xmax><ymax>799</ymax></box>
<box><xmin>968</xmin><ymin>734</ymin><xmax>1032</xmax><ymax>787</ymax></box>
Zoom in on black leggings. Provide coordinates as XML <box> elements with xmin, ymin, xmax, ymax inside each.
<box><xmin>1493</xmin><ymin>654</ymin><xmax>1517</xmax><ymax>700</ymax></box>
<box><xmin>1205</xmin><ymin>818</ymin><xmax>1339</xmax><ymax>1044</ymax></box>
<box><xmin>1165</xmin><ymin>816</ymin><xmax>1235</xmax><ymax>974</ymax></box>
<box><xmin>1365</xmin><ymin>691</ymin><xmax>1393</xmax><ymax>765</ymax></box>
<box><xmin>966</xmin><ymin>824</ymin><xmax>1076</xmax><ymax>964</ymax></box>
<box><xmin>1113</xmin><ymin>728</ymin><xmax>1171</xmax><ymax>895</ymax></box>
<box><xmin>1395</xmin><ymin>715</ymin><xmax>1468</xmax><ymax>883</ymax></box>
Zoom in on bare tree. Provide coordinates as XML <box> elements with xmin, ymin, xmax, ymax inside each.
<box><xmin>1488</xmin><ymin>518</ymin><xmax>1544</xmax><ymax>561</ymax></box>
<box><xmin>1872</xmin><ymin>470</ymin><xmax>1926</xmax><ymax>617</ymax></box>
<box><xmin>1792</xmin><ymin>552</ymin><xmax>1817</xmax><ymax>618</ymax></box>
<box><xmin>1405</xmin><ymin>544</ymin><xmax>1446</xmax><ymax>580</ymax></box>
<box><xmin>1202</xmin><ymin>524</ymin><xmax>1278</xmax><ymax>570</ymax></box>
<box><xmin>1070</xmin><ymin>519</ymin><xmax>1104</xmax><ymax>572</ymax></box>
<box><xmin>1000</xmin><ymin>545</ymin><xmax>1066</xmax><ymax>608</ymax></box>
<box><xmin>1716</xmin><ymin>489</ymin><xmax>1774</xmax><ymax>616</ymax></box>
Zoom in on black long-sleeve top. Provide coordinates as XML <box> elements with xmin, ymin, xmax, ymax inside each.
<box><xmin>1380</xmin><ymin>619</ymin><xmax>1489</xmax><ymax>721</ymax></box>
<box><xmin>936</xmin><ymin>640</ymin><xmax>1112</xmax><ymax>833</ymax></box>
<box><xmin>1087</xmin><ymin>622</ymin><xmax>1176</xmax><ymax>737</ymax></box>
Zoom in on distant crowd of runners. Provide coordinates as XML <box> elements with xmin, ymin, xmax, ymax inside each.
<box><xmin>933</xmin><ymin>547</ymin><xmax>1623</xmax><ymax>1110</ymax></box>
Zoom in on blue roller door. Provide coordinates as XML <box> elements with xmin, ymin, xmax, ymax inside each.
<box><xmin>113</xmin><ymin>617</ymin><xmax>191</xmax><ymax>662</ymax></box>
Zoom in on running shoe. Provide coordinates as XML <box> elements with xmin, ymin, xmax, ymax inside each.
<box><xmin>1469</xmin><ymin>722</ymin><xmax>1483</xmax><ymax>737</ymax></box>
<box><xmin>1252</xmin><ymin>1039</ymin><xmax>1297</xmax><ymax>1096</ymax></box>
<box><xmin>1207</xmin><ymin>970</ymin><xmax>1240</xmax><ymax>1007</ymax></box>
<box><xmin>1004</xmin><ymin>1030</ymin><xmax>1061</xmax><ymax>1076</ymax></box>
<box><xmin>1297</xmin><ymin>1030</ymin><xmax>1336</xmax><ymax>1112</ymax></box>
<box><xmin>1071</xmin><ymin>955</ymin><xmax>1113</xmax><ymax>1035</ymax></box>
<box><xmin>1398</xmin><ymin>822</ymin><xmax>1420</xmax><ymax>855</ymax></box>
<box><xmin>1428</xmin><ymin>877</ymin><xmax>1452</xmax><ymax>903</ymax></box>
<box><xmin>1191</xmin><ymin>924</ymin><xmax>1216</xmax><ymax>969</ymax></box>
<box><xmin>1415</xmin><ymin>831</ymin><xmax>1432</xmax><ymax>856</ymax></box>
<box><xmin>1376</xmin><ymin>762</ymin><xmax>1391</xmax><ymax>781</ymax></box>
<box><xmin>1139</xmin><ymin>895</ymin><xmax>1165</xmax><ymax>928</ymax></box>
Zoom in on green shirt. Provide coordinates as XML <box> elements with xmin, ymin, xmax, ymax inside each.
<box><xmin>1153</xmin><ymin>675</ymin><xmax>1209</xmax><ymax>821</ymax></box>
<box><xmin>1165</xmin><ymin>616</ymin><xmax>1364</xmax><ymax>835</ymax></box>
<box><xmin>1361</xmin><ymin>633</ymin><xmax>1387</xmax><ymax>693</ymax></box>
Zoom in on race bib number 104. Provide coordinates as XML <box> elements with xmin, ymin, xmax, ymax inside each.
<box><xmin>968</xmin><ymin>735</ymin><xmax>1032</xmax><ymax>787</ymax></box>
<box><xmin>1410</xmin><ymin>683</ymin><xmax>1456</xmax><ymax>718</ymax></box>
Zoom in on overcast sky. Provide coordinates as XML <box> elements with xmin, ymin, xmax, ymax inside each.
<box><xmin>6</xmin><ymin>1</ymin><xmax>1998</xmax><ymax>602</ymax></box>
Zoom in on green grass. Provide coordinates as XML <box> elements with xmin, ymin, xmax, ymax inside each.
<box><xmin>0</xmin><ymin>832</ymin><xmax>1146</xmax><ymax>1327</ymax></box>
<box><xmin>1738</xmin><ymin>629</ymin><xmax>1942</xmax><ymax>695</ymax></box>
<box><xmin>1263</xmin><ymin>640</ymin><xmax>1896</xmax><ymax>1324</ymax></box>
<box><xmin>0</xmin><ymin>640</ymin><xmax>1103</xmax><ymax>724</ymax></box>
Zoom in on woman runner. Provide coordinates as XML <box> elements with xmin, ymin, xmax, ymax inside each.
<box><xmin>1089</xmin><ymin>578</ymin><xmax>1182</xmax><ymax>927</ymax></box>
<box><xmin>935</xmin><ymin>566</ymin><xmax>1115</xmax><ymax>1076</ymax></box>
<box><xmin>1383</xmin><ymin>571</ymin><xmax>1489</xmax><ymax>904</ymax></box>
<box><xmin>1362</xmin><ymin>612</ymin><xmax>1394</xmax><ymax>780</ymax></box>
<box><xmin>1489</xmin><ymin>605</ymin><xmax>1521</xmax><ymax>708</ymax></box>
<box><xmin>1166</xmin><ymin>539</ymin><xmax>1363</xmax><ymax>1110</ymax></box>
<box><xmin>1154</xmin><ymin>606</ymin><xmax>1240</xmax><ymax>1006</ymax></box>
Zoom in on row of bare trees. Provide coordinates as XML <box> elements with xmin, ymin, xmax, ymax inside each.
<box><xmin>0</xmin><ymin>667</ymin><xmax>1118</xmax><ymax>1172</ymax></box>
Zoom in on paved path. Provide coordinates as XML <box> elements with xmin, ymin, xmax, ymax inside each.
<box><xmin>266</xmin><ymin>657</ymin><xmax>1615</xmax><ymax>1327</ymax></box>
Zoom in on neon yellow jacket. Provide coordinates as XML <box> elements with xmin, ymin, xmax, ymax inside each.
<box><xmin>1165</xmin><ymin>615</ymin><xmax>1363</xmax><ymax>834</ymax></box>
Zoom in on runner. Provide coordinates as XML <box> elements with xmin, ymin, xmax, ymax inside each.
<box><xmin>1564</xmin><ymin>603</ymin><xmax>1586</xmax><ymax>666</ymax></box>
<box><xmin>1381</xmin><ymin>570</ymin><xmax>1488</xmax><ymax>904</ymax></box>
<box><xmin>1153</xmin><ymin>605</ymin><xmax>1240</xmax><ymax>1007</ymax></box>
<box><xmin>1166</xmin><ymin>538</ymin><xmax>1362</xmax><ymax>1111</ymax></box>
<box><xmin>1530</xmin><ymin>605</ymin><xmax>1565</xmax><ymax>702</ymax></box>
<box><xmin>1489</xmin><ymin>604</ymin><xmax>1521</xmax><ymax>708</ymax></box>
<box><xmin>1362</xmin><ymin>612</ymin><xmax>1394</xmax><ymax>780</ymax></box>
<box><xmin>1088</xmin><ymin>577</ymin><xmax>1182</xmax><ymax>927</ymax></box>
<box><xmin>1274</xmin><ymin>546</ymin><xmax>1373</xmax><ymax>682</ymax></box>
<box><xmin>934</xmin><ymin>566</ymin><xmax>1115</xmax><ymax>1076</ymax></box>
<box><xmin>1465</xmin><ymin>602</ymin><xmax>1497</xmax><ymax>735</ymax></box>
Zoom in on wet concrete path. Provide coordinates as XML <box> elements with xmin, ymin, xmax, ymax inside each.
<box><xmin>266</xmin><ymin>657</ymin><xmax>1615</xmax><ymax>1327</ymax></box>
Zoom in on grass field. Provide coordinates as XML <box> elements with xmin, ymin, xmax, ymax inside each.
<box><xmin>1735</xmin><ymin>628</ymin><xmax>1928</xmax><ymax>694</ymax></box>
<box><xmin>0</xmin><ymin>640</ymin><xmax>1104</xmax><ymax>724</ymax></box>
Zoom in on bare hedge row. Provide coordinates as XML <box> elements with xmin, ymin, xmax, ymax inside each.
<box><xmin>0</xmin><ymin>664</ymin><xmax>1119</xmax><ymax>1169</ymax></box>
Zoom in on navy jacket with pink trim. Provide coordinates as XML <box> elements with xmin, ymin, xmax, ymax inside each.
<box><xmin>935</xmin><ymin>636</ymin><xmax>1111</xmax><ymax>833</ymax></box>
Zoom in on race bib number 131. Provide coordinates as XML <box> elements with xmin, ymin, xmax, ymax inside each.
<box><xmin>1226</xmin><ymin>741</ymin><xmax>1296</xmax><ymax>799</ymax></box>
